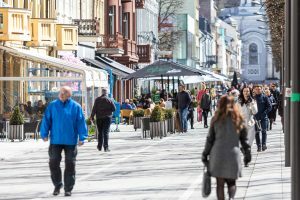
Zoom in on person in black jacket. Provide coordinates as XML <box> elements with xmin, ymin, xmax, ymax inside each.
<box><xmin>176</xmin><ymin>85</ymin><xmax>191</xmax><ymax>132</ymax></box>
<box><xmin>270</xmin><ymin>83</ymin><xmax>280</xmax><ymax>123</ymax></box>
<box><xmin>90</xmin><ymin>88</ymin><xmax>116</xmax><ymax>152</ymax></box>
<box><xmin>200</xmin><ymin>88</ymin><xmax>212</xmax><ymax>128</ymax></box>
<box><xmin>265</xmin><ymin>89</ymin><xmax>277</xmax><ymax>130</ymax></box>
<box><xmin>253</xmin><ymin>85</ymin><xmax>272</xmax><ymax>152</ymax></box>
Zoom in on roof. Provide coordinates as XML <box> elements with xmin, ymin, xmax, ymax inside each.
<box><xmin>83</xmin><ymin>56</ymin><xmax>135</xmax><ymax>78</ymax></box>
<box><xmin>125</xmin><ymin>60</ymin><xmax>208</xmax><ymax>79</ymax></box>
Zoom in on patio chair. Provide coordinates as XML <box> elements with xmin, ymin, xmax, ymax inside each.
<box><xmin>24</xmin><ymin>120</ymin><xmax>40</xmax><ymax>140</ymax></box>
<box><xmin>121</xmin><ymin>109</ymin><xmax>133</xmax><ymax>125</ymax></box>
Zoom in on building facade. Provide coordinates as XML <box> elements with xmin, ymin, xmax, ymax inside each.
<box><xmin>220</xmin><ymin>0</ymin><xmax>279</xmax><ymax>83</ymax></box>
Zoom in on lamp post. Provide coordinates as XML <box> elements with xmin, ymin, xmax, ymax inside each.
<box><xmin>291</xmin><ymin>0</ymin><xmax>300</xmax><ymax>199</ymax></box>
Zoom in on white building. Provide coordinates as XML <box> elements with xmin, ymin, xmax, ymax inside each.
<box><xmin>220</xmin><ymin>0</ymin><xmax>279</xmax><ymax>83</ymax></box>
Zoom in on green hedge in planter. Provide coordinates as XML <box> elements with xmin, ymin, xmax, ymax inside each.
<box><xmin>150</xmin><ymin>106</ymin><xmax>165</xmax><ymax>122</ymax></box>
<box><xmin>133</xmin><ymin>109</ymin><xmax>144</xmax><ymax>117</ymax></box>
<box><xmin>164</xmin><ymin>109</ymin><xmax>175</xmax><ymax>119</ymax></box>
<box><xmin>10</xmin><ymin>106</ymin><xmax>24</xmax><ymax>125</ymax></box>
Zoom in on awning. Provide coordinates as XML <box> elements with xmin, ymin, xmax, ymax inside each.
<box><xmin>0</xmin><ymin>45</ymin><xmax>109</xmax><ymax>87</ymax></box>
<box><xmin>183</xmin><ymin>75</ymin><xmax>220</xmax><ymax>84</ymax></box>
<box><xmin>125</xmin><ymin>60</ymin><xmax>208</xmax><ymax>80</ymax></box>
<box><xmin>83</xmin><ymin>56</ymin><xmax>135</xmax><ymax>78</ymax></box>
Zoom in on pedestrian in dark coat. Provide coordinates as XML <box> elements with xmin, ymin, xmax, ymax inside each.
<box><xmin>265</xmin><ymin>89</ymin><xmax>277</xmax><ymax>130</ymax></box>
<box><xmin>90</xmin><ymin>88</ymin><xmax>116</xmax><ymax>152</ymax></box>
<box><xmin>200</xmin><ymin>88</ymin><xmax>212</xmax><ymax>128</ymax></box>
<box><xmin>176</xmin><ymin>85</ymin><xmax>191</xmax><ymax>132</ymax></box>
<box><xmin>202</xmin><ymin>95</ymin><xmax>251</xmax><ymax>200</ymax></box>
<box><xmin>253</xmin><ymin>85</ymin><xmax>272</xmax><ymax>152</ymax></box>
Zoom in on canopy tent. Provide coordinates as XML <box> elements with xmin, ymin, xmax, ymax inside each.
<box><xmin>183</xmin><ymin>75</ymin><xmax>220</xmax><ymax>84</ymax></box>
<box><xmin>125</xmin><ymin>60</ymin><xmax>207</xmax><ymax>80</ymax></box>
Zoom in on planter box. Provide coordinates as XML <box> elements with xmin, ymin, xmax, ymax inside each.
<box><xmin>8</xmin><ymin>125</ymin><xmax>24</xmax><ymax>141</ymax></box>
<box><xmin>150</xmin><ymin>121</ymin><xmax>166</xmax><ymax>139</ymax></box>
<box><xmin>166</xmin><ymin>117</ymin><xmax>175</xmax><ymax>134</ymax></box>
<box><xmin>141</xmin><ymin>117</ymin><xmax>150</xmax><ymax>139</ymax></box>
<box><xmin>133</xmin><ymin>117</ymin><xmax>142</xmax><ymax>131</ymax></box>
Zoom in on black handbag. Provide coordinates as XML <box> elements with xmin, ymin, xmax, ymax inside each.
<box><xmin>202</xmin><ymin>165</ymin><xmax>211</xmax><ymax>198</ymax></box>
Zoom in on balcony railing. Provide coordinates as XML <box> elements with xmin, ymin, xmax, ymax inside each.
<box><xmin>97</xmin><ymin>33</ymin><xmax>123</xmax><ymax>49</ymax></box>
<box><xmin>137</xmin><ymin>44</ymin><xmax>151</xmax><ymax>63</ymax></box>
<box><xmin>207</xmin><ymin>55</ymin><xmax>217</xmax><ymax>65</ymax></box>
<box><xmin>27</xmin><ymin>18</ymin><xmax>57</xmax><ymax>47</ymax></box>
<box><xmin>136</xmin><ymin>0</ymin><xmax>145</xmax><ymax>8</ymax></box>
<box><xmin>123</xmin><ymin>39</ymin><xmax>137</xmax><ymax>56</ymax></box>
<box><xmin>73</xmin><ymin>19</ymin><xmax>100</xmax><ymax>36</ymax></box>
<box><xmin>56</xmin><ymin>24</ymin><xmax>78</xmax><ymax>50</ymax></box>
<box><xmin>0</xmin><ymin>8</ymin><xmax>31</xmax><ymax>41</ymax></box>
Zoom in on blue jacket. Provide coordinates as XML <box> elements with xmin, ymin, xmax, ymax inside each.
<box><xmin>40</xmin><ymin>98</ymin><xmax>88</xmax><ymax>145</ymax></box>
<box><xmin>254</xmin><ymin>94</ymin><xmax>272</xmax><ymax>120</ymax></box>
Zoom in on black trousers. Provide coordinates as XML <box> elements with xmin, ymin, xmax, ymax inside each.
<box><xmin>48</xmin><ymin>144</ymin><xmax>77</xmax><ymax>192</ymax></box>
<box><xmin>202</xmin><ymin>109</ymin><xmax>210</xmax><ymax>126</ymax></box>
<box><xmin>96</xmin><ymin>117</ymin><xmax>112</xmax><ymax>150</ymax></box>
<box><xmin>187</xmin><ymin>110</ymin><xmax>194</xmax><ymax>128</ymax></box>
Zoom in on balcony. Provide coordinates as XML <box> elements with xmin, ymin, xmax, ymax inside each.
<box><xmin>0</xmin><ymin>8</ymin><xmax>31</xmax><ymax>41</ymax></box>
<box><xmin>137</xmin><ymin>44</ymin><xmax>151</xmax><ymax>63</ymax></box>
<box><xmin>136</xmin><ymin>0</ymin><xmax>145</xmax><ymax>8</ymax></box>
<box><xmin>73</xmin><ymin>19</ymin><xmax>103</xmax><ymax>42</ymax></box>
<box><xmin>56</xmin><ymin>24</ymin><xmax>78</xmax><ymax>51</ymax></box>
<box><xmin>123</xmin><ymin>39</ymin><xmax>138</xmax><ymax>62</ymax></box>
<box><xmin>26</xmin><ymin>18</ymin><xmax>57</xmax><ymax>47</ymax></box>
<box><xmin>206</xmin><ymin>55</ymin><xmax>217</xmax><ymax>65</ymax></box>
<box><xmin>97</xmin><ymin>33</ymin><xmax>124</xmax><ymax>54</ymax></box>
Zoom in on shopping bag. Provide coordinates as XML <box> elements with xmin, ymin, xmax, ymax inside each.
<box><xmin>202</xmin><ymin>166</ymin><xmax>211</xmax><ymax>198</ymax></box>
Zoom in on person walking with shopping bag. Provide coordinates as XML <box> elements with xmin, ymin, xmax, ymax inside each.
<box><xmin>40</xmin><ymin>86</ymin><xmax>88</xmax><ymax>197</ymax></box>
<box><xmin>238</xmin><ymin>86</ymin><xmax>258</xmax><ymax>146</ymax></box>
<box><xmin>202</xmin><ymin>95</ymin><xmax>251</xmax><ymax>200</ymax></box>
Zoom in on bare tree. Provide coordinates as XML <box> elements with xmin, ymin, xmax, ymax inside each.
<box><xmin>157</xmin><ymin>0</ymin><xmax>184</xmax><ymax>51</ymax></box>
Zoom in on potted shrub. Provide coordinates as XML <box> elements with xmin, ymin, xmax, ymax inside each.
<box><xmin>133</xmin><ymin>109</ymin><xmax>144</xmax><ymax>131</ymax></box>
<box><xmin>164</xmin><ymin>109</ymin><xmax>175</xmax><ymax>134</ymax></box>
<box><xmin>9</xmin><ymin>106</ymin><xmax>25</xmax><ymax>141</ymax></box>
<box><xmin>149</xmin><ymin>106</ymin><xmax>165</xmax><ymax>139</ymax></box>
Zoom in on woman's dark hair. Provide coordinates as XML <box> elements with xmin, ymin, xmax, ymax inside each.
<box><xmin>212</xmin><ymin>95</ymin><xmax>244</xmax><ymax>133</ymax></box>
<box><xmin>238</xmin><ymin>86</ymin><xmax>253</xmax><ymax>106</ymax></box>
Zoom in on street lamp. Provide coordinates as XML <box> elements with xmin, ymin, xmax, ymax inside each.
<box><xmin>257</xmin><ymin>18</ymin><xmax>269</xmax><ymax>23</ymax></box>
<box><xmin>258</xmin><ymin>26</ymin><xmax>268</xmax><ymax>30</ymax></box>
<box><xmin>252</xmin><ymin>0</ymin><xmax>261</xmax><ymax>5</ymax></box>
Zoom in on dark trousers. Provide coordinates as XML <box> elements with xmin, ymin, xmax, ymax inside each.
<box><xmin>255</xmin><ymin>118</ymin><xmax>268</xmax><ymax>147</ymax></box>
<box><xmin>187</xmin><ymin>110</ymin><xmax>194</xmax><ymax>128</ymax></box>
<box><xmin>202</xmin><ymin>109</ymin><xmax>210</xmax><ymax>126</ymax></box>
<box><xmin>48</xmin><ymin>144</ymin><xmax>77</xmax><ymax>192</ymax></box>
<box><xmin>96</xmin><ymin>117</ymin><xmax>112</xmax><ymax>150</ymax></box>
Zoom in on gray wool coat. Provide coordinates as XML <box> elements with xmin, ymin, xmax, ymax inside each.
<box><xmin>202</xmin><ymin>116</ymin><xmax>251</xmax><ymax>179</ymax></box>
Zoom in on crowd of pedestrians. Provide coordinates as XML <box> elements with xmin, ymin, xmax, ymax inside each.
<box><xmin>37</xmin><ymin>80</ymin><xmax>281</xmax><ymax>198</ymax></box>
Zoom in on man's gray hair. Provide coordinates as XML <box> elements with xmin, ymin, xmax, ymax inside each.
<box><xmin>60</xmin><ymin>86</ymin><xmax>72</xmax><ymax>97</ymax></box>
<box><xmin>102</xmin><ymin>88</ymin><xmax>108</xmax><ymax>95</ymax></box>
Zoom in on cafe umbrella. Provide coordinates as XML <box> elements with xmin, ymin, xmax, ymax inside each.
<box><xmin>125</xmin><ymin>60</ymin><xmax>207</xmax><ymax>95</ymax></box>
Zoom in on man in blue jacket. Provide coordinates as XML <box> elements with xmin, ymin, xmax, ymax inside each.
<box><xmin>253</xmin><ymin>85</ymin><xmax>272</xmax><ymax>152</ymax></box>
<box><xmin>40</xmin><ymin>86</ymin><xmax>88</xmax><ymax>197</ymax></box>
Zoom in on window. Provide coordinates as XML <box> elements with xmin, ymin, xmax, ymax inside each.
<box><xmin>109</xmin><ymin>6</ymin><xmax>115</xmax><ymax>35</ymax></box>
<box><xmin>122</xmin><ymin>12</ymin><xmax>129</xmax><ymax>39</ymax></box>
<box><xmin>0</xmin><ymin>13</ymin><xmax>3</xmax><ymax>30</ymax></box>
<box><xmin>249</xmin><ymin>43</ymin><xmax>258</xmax><ymax>64</ymax></box>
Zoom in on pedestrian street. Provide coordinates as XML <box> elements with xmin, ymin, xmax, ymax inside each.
<box><xmin>0</xmin><ymin>118</ymin><xmax>290</xmax><ymax>200</ymax></box>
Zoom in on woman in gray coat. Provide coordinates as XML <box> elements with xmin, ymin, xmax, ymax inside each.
<box><xmin>202</xmin><ymin>95</ymin><xmax>251</xmax><ymax>200</ymax></box>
